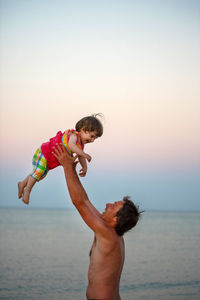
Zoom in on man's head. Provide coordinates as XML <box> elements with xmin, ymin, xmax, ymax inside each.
<box><xmin>115</xmin><ymin>196</ymin><xmax>141</xmax><ymax>236</ymax></box>
<box><xmin>102</xmin><ymin>196</ymin><xmax>142</xmax><ymax>236</ymax></box>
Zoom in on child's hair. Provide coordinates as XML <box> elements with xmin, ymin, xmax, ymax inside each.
<box><xmin>75</xmin><ymin>113</ymin><xmax>103</xmax><ymax>137</ymax></box>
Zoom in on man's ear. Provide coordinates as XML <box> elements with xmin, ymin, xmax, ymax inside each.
<box><xmin>111</xmin><ymin>216</ymin><xmax>118</xmax><ymax>228</ymax></box>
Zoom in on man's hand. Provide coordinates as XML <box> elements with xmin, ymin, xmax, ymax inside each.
<box><xmin>52</xmin><ymin>143</ymin><xmax>77</xmax><ymax>167</ymax></box>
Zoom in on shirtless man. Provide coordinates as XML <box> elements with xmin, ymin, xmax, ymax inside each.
<box><xmin>53</xmin><ymin>144</ymin><xmax>141</xmax><ymax>300</ymax></box>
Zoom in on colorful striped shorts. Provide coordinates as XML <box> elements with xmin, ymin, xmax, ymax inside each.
<box><xmin>31</xmin><ymin>148</ymin><xmax>48</xmax><ymax>181</ymax></box>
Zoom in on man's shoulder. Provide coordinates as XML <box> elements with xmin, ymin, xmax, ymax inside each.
<box><xmin>96</xmin><ymin>228</ymin><xmax>122</xmax><ymax>243</ymax></box>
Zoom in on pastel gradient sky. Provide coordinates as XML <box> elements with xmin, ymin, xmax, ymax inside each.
<box><xmin>0</xmin><ymin>0</ymin><xmax>200</xmax><ymax>210</ymax></box>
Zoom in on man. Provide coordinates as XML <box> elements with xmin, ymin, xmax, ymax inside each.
<box><xmin>53</xmin><ymin>144</ymin><xmax>141</xmax><ymax>300</ymax></box>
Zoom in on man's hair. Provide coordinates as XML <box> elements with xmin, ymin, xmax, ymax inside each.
<box><xmin>75</xmin><ymin>113</ymin><xmax>103</xmax><ymax>137</ymax></box>
<box><xmin>115</xmin><ymin>196</ymin><xmax>142</xmax><ymax>236</ymax></box>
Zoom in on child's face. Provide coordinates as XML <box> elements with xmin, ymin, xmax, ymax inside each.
<box><xmin>80</xmin><ymin>129</ymin><xmax>98</xmax><ymax>144</ymax></box>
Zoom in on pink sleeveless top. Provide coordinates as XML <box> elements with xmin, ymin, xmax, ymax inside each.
<box><xmin>41</xmin><ymin>129</ymin><xmax>84</xmax><ymax>169</ymax></box>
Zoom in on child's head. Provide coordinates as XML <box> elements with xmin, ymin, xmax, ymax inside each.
<box><xmin>75</xmin><ymin>113</ymin><xmax>103</xmax><ymax>138</ymax></box>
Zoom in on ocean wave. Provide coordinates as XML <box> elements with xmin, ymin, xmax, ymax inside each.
<box><xmin>121</xmin><ymin>280</ymin><xmax>200</xmax><ymax>291</ymax></box>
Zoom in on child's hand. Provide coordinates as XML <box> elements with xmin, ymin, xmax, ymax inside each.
<box><xmin>84</xmin><ymin>153</ymin><xmax>92</xmax><ymax>162</ymax></box>
<box><xmin>79</xmin><ymin>167</ymin><xmax>87</xmax><ymax>177</ymax></box>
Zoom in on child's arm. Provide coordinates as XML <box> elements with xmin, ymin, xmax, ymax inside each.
<box><xmin>78</xmin><ymin>156</ymin><xmax>87</xmax><ymax>177</ymax></box>
<box><xmin>68</xmin><ymin>134</ymin><xmax>91</xmax><ymax>162</ymax></box>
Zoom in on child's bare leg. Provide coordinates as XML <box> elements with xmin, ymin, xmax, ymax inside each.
<box><xmin>22</xmin><ymin>176</ymin><xmax>36</xmax><ymax>205</ymax></box>
<box><xmin>18</xmin><ymin>175</ymin><xmax>30</xmax><ymax>198</ymax></box>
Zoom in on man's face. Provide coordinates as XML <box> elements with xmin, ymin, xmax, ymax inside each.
<box><xmin>102</xmin><ymin>200</ymin><xmax>125</xmax><ymax>220</ymax></box>
<box><xmin>80</xmin><ymin>129</ymin><xmax>98</xmax><ymax>144</ymax></box>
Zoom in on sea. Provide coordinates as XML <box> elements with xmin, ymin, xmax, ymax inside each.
<box><xmin>0</xmin><ymin>208</ymin><xmax>199</xmax><ymax>300</ymax></box>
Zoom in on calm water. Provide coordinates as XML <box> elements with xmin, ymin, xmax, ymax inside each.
<box><xmin>0</xmin><ymin>208</ymin><xmax>199</xmax><ymax>300</ymax></box>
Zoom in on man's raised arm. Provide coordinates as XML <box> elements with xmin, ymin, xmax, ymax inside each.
<box><xmin>52</xmin><ymin>144</ymin><xmax>105</xmax><ymax>233</ymax></box>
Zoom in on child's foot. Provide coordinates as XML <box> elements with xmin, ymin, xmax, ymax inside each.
<box><xmin>22</xmin><ymin>188</ymin><xmax>30</xmax><ymax>205</ymax></box>
<box><xmin>18</xmin><ymin>182</ymin><xmax>24</xmax><ymax>199</ymax></box>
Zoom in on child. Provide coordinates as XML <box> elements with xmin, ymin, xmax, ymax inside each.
<box><xmin>18</xmin><ymin>114</ymin><xmax>103</xmax><ymax>205</ymax></box>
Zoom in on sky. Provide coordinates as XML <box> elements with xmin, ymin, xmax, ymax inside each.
<box><xmin>0</xmin><ymin>0</ymin><xmax>200</xmax><ymax>211</ymax></box>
